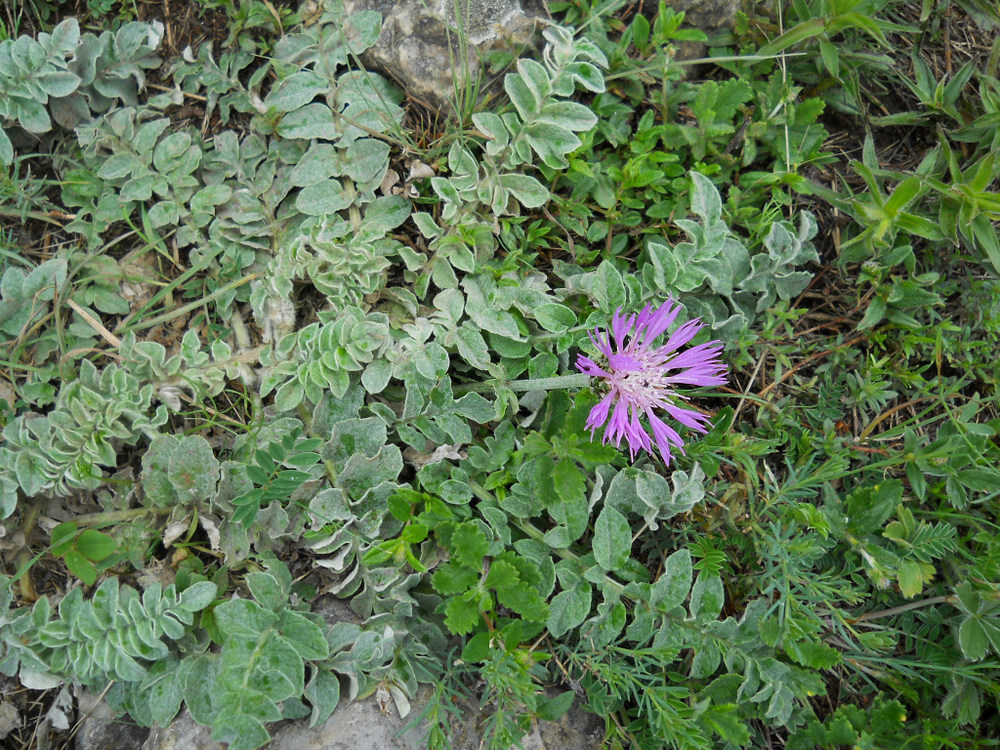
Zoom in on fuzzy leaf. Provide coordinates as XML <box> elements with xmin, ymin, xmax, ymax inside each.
<box><xmin>497</xmin><ymin>173</ymin><xmax>549</xmax><ymax>208</ymax></box>
<box><xmin>265</xmin><ymin>71</ymin><xmax>327</xmax><ymax>112</ymax></box>
<box><xmin>277</xmin><ymin>103</ymin><xmax>336</xmax><ymax>140</ymax></box>
<box><xmin>0</xmin><ymin>128</ymin><xmax>13</xmax><ymax>165</ymax></box>
<box><xmin>593</xmin><ymin>505</ymin><xmax>631</xmax><ymax>571</ymax></box>
<box><xmin>547</xmin><ymin>581</ymin><xmax>591</xmax><ymax>638</ymax></box>
<box><xmin>305</xmin><ymin>667</ymin><xmax>341</xmax><ymax>727</ymax></box>
<box><xmin>650</xmin><ymin>549</ymin><xmax>692</xmax><ymax>612</ymax></box>
<box><xmin>689</xmin><ymin>572</ymin><xmax>725</xmax><ymax>621</ymax></box>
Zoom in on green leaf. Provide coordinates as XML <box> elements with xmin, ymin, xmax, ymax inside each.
<box><xmin>444</xmin><ymin>594</ymin><xmax>481</xmax><ymax>635</ymax></box>
<box><xmin>593</xmin><ymin>505</ymin><xmax>631</xmax><ymax>571</ymax></box>
<box><xmin>177</xmin><ymin>581</ymin><xmax>218</xmax><ymax>612</ymax></box>
<box><xmin>114</xmin><ymin>650</ymin><xmax>149</xmax><ymax>681</ymax></box>
<box><xmin>246</xmin><ymin>571</ymin><xmax>285</xmax><ymax>612</ymax></box>
<box><xmin>785</xmin><ymin>639</ymin><xmax>841</xmax><ymax>670</ymax></box>
<box><xmin>592</xmin><ymin>260</ymin><xmax>626</xmax><ymax>312</ymax></box>
<box><xmin>37</xmin><ymin>70</ymin><xmax>81</xmax><ymax>98</ymax></box>
<box><xmin>450</xmin><ymin>522</ymin><xmax>489</xmax><ymax>569</ymax></box>
<box><xmin>170</xmin><ymin>436</ymin><xmax>220</xmax><ymax>505</ymax></box>
<box><xmin>516</xmin><ymin>59</ymin><xmax>551</xmax><ymax>106</ymax></box>
<box><xmin>75</xmin><ymin>529</ymin><xmax>116</xmax><ymax>562</ymax></box>
<box><xmin>704</xmin><ymin>703</ymin><xmax>751</xmax><ymax>745</ymax></box>
<box><xmin>147</xmin><ymin>664</ymin><xmax>184</xmax><ymax>726</ymax></box>
<box><xmin>970</xmin><ymin>214</ymin><xmax>1000</xmax><ymax>276</ymax></box>
<box><xmin>277</xmin><ymin>103</ymin><xmax>336</xmax><ymax>140</ymax></box>
<box><xmin>494</xmin><ymin>575</ymin><xmax>548</xmax><ymax>622</ymax></box>
<box><xmin>689</xmin><ymin>171</ymin><xmax>722</xmax><ymax>226</ymax></box>
<box><xmin>401</xmin><ymin>523</ymin><xmax>428</xmax><ymax>544</ymax></box>
<box><xmin>190</xmin><ymin>184</ymin><xmax>233</xmax><ymax>213</ymax></box>
<box><xmin>265</xmin><ymin>72</ymin><xmax>327</xmax><ymax>112</ymax></box>
<box><xmin>523</xmin><ymin>122</ymin><xmax>581</xmax><ymax>168</ymax></box>
<box><xmin>896</xmin><ymin>559</ymin><xmax>924</xmax><ymax>598</ymax></box>
<box><xmin>214</xmin><ymin>598</ymin><xmax>279</xmax><ymax>637</ymax></box>
<box><xmin>296</xmin><ymin>179</ymin><xmax>351</xmax><ymax>215</ymax></box>
<box><xmin>0</xmin><ymin>258</ymin><xmax>68</xmax><ymax>336</ymax></box>
<box><xmin>211</xmin><ymin>710</ymin><xmax>271</xmax><ymax>750</ymax></box>
<box><xmin>846</xmin><ymin>480</ymin><xmax>902</xmax><ymax>536</ymax></box>
<box><xmin>958</xmin><ymin>617</ymin><xmax>990</xmax><ymax>660</ymax></box>
<box><xmin>536</xmin><ymin>690</ymin><xmax>575</xmax><ymax>721</ymax></box>
<box><xmin>461</xmin><ymin>632</ymin><xmax>492</xmax><ymax>663</ymax></box>
<box><xmin>505</xmin><ymin>70</ymin><xmax>539</xmax><ymax>120</ymax></box>
<box><xmin>0</xmin><ymin>128</ymin><xmax>13</xmax><ymax>166</ymax></box>
<box><xmin>553</xmin><ymin>459</ymin><xmax>585</xmax><ymax>504</ymax></box>
<box><xmin>432</xmin><ymin>562</ymin><xmax>479</xmax><ymax>596</ymax></box>
<box><xmin>755</xmin><ymin>17</ymin><xmax>826</xmax><ymax>56</ymax></box>
<box><xmin>280</xmin><ymin>611</ymin><xmax>330</xmax><ymax>661</ymax></box>
<box><xmin>64</xmin><ymin>549</ymin><xmax>98</xmax><ymax>585</ymax></box>
<box><xmin>534</xmin><ymin>303</ymin><xmax>576</xmax><ymax>332</ymax></box>
<box><xmin>50</xmin><ymin>521</ymin><xmax>78</xmax><ymax>556</ymax></box>
<box><xmin>547</xmin><ymin>582</ymin><xmax>591</xmax><ymax>638</ymax></box>
<box><xmin>16</xmin><ymin>97</ymin><xmax>52</xmax><ymax>133</ymax></box>
<box><xmin>650</xmin><ymin>549</ymin><xmax>692</xmax><ymax>612</ymax></box>
<box><xmin>537</xmin><ymin>101</ymin><xmax>597</xmax><ymax>132</ymax></box>
<box><xmin>305</xmin><ymin>667</ymin><xmax>340</xmax><ymax>727</ymax></box>
<box><xmin>498</xmin><ymin>173</ymin><xmax>549</xmax><ymax>208</ymax></box>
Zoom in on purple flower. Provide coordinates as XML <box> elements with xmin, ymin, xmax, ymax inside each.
<box><xmin>575</xmin><ymin>299</ymin><xmax>727</xmax><ymax>465</ymax></box>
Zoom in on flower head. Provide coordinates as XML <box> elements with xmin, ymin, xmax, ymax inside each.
<box><xmin>575</xmin><ymin>299</ymin><xmax>727</xmax><ymax>465</ymax></box>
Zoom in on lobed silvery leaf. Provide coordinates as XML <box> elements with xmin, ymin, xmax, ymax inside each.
<box><xmin>497</xmin><ymin>173</ymin><xmax>549</xmax><ymax>208</ymax></box>
<box><xmin>741</xmin><ymin>212</ymin><xmax>820</xmax><ymax>312</ymax></box>
<box><xmin>264</xmin><ymin>70</ymin><xmax>327</xmax><ymax>112</ymax></box>
<box><xmin>547</xmin><ymin>562</ymin><xmax>592</xmax><ymax>638</ymax></box>
<box><xmin>277</xmin><ymin>102</ymin><xmax>336</xmax><ymax>140</ymax></box>
<box><xmin>273</xmin><ymin>10</ymin><xmax>382</xmax><ymax>75</ymax></box>
<box><xmin>592</xmin><ymin>505</ymin><xmax>631</xmax><ymax>571</ymax></box>
<box><xmin>141</xmin><ymin>434</ymin><xmax>221</xmax><ymax>509</ymax></box>
<box><xmin>0</xmin><ymin>258</ymin><xmax>68</xmax><ymax>336</ymax></box>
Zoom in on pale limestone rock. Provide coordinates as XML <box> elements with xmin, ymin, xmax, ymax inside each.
<box><xmin>343</xmin><ymin>0</ymin><xmax>549</xmax><ymax>110</ymax></box>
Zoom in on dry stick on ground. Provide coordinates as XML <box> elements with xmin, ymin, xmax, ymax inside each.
<box><xmin>147</xmin><ymin>83</ymin><xmax>209</xmax><ymax>102</ymax></box>
<box><xmin>65</xmin><ymin>299</ymin><xmax>121</xmax><ymax>348</ymax></box>
<box><xmin>162</xmin><ymin>0</ymin><xmax>172</xmax><ymax>51</ymax></box>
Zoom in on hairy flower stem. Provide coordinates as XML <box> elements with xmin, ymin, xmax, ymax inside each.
<box><xmin>73</xmin><ymin>506</ymin><xmax>173</xmax><ymax>526</ymax></box>
<box><xmin>454</xmin><ymin>373</ymin><xmax>591</xmax><ymax>395</ymax></box>
<box><xmin>849</xmin><ymin>595</ymin><xmax>956</xmax><ymax>623</ymax></box>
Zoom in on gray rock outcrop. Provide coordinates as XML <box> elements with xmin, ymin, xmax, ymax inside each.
<box><xmin>343</xmin><ymin>0</ymin><xmax>550</xmax><ymax>111</ymax></box>
<box><xmin>662</xmin><ymin>0</ymin><xmax>741</xmax><ymax>63</ymax></box>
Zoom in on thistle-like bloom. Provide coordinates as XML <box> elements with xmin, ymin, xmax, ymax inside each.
<box><xmin>576</xmin><ymin>299</ymin><xmax>727</xmax><ymax>465</ymax></box>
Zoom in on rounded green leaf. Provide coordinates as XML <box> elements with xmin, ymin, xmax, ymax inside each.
<box><xmin>64</xmin><ymin>549</ymin><xmax>98</xmax><ymax>585</ymax></box>
<box><xmin>534</xmin><ymin>303</ymin><xmax>576</xmax><ymax>333</ymax></box>
<box><xmin>75</xmin><ymin>529</ymin><xmax>116</xmax><ymax>562</ymax></box>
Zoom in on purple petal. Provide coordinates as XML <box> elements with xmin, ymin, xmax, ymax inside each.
<box><xmin>647</xmin><ymin>411</ymin><xmax>685</xmax><ymax>465</ymax></box>
<box><xmin>635</xmin><ymin>299</ymin><xmax>681</xmax><ymax>346</ymax></box>
<box><xmin>663</xmin><ymin>402</ymin><xmax>713</xmax><ymax>432</ymax></box>
<box><xmin>659</xmin><ymin>319</ymin><xmax>703</xmax><ymax>354</ymax></box>
<box><xmin>624</xmin><ymin>406</ymin><xmax>651</xmax><ymax>459</ymax></box>
<box><xmin>604</xmin><ymin>398</ymin><xmax>631</xmax><ymax>448</ymax></box>
<box><xmin>586</xmin><ymin>394</ymin><xmax>614</xmax><ymax>435</ymax></box>
<box><xmin>662</xmin><ymin>341</ymin><xmax>724</xmax><ymax>370</ymax></box>
<box><xmin>588</xmin><ymin>328</ymin><xmax>613</xmax><ymax>359</ymax></box>
<box><xmin>576</xmin><ymin>355</ymin><xmax>610</xmax><ymax>378</ymax></box>
<box><xmin>608</xmin><ymin>352</ymin><xmax>643</xmax><ymax>371</ymax></box>
<box><xmin>610</xmin><ymin>308</ymin><xmax>636</xmax><ymax>352</ymax></box>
